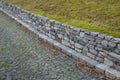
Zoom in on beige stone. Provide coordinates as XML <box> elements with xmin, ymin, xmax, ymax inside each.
<box><xmin>104</xmin><ymin>58</ymin><xmax>113</xmax><ymax>66</ymax></box>
<box><xmin>99</xmin><ymin>51</ymin><xmax>107</xmax><ymax>56</ymax></box>
<box><xmin>105</xmin><ymin>68</ymin><xmax>120</xmax><ymax>80</ymax></box>
<box><xmin>87</xmin><ymin>53</ymin><xmax>95</xmax><ymax>59</ymax></box>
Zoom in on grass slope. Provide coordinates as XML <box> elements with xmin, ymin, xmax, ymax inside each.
<box><xmin>6</xmin><ymin>0</ymin><xmax>120</xmax><ymax>37</ymax></box>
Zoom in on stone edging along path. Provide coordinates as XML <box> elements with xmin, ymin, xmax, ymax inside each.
<box><xmin>0</xmin><ymin>1</ymin><xmax>120</xmax><ymax>80</ymax></box>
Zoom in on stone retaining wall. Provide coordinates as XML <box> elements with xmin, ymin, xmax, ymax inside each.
<box><xmin>0</xmin><ymin>1</ymin><xmax>120</xmax><ymax>80</ymax></box>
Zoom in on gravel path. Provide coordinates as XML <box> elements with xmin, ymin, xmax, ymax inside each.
<box><xmin>0</xmin><ymin>11</ymin><xmax>102</xmax><ymax>80</ymax></box>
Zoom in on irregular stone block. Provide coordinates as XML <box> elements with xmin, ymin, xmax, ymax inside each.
<box><xmin>101</xmin><ymin>40</ymin><xmax>108</xmax><ymax>47</ymax></box>
<box><xmin>96</xmin><ymin>63</ymin><xmax>109</xmax><ymax>74</ymax></box>
<box><xmin>105</xmin><ymin>68</ymin><xmax>120</xmax><ymax>80</ymax></box>
<box><xmin>83</xmin><ymin>56</ymin><xmax>99</xmax><ymax>67</ymax></box>
<box><xmin>84</xmin><ymin>31</ymin><xmax>90</xmax><ymax>35</ymax></box>
<box><xmin>95</xmin><ymin>47</ymin><xmax>103</xmax><ymax>51</ymax></box>
<box><xmin>114</xmin><ymin>65</ymin><xmax>120</xmax><ymax>71</ymax></box>
<box><xmin>64</xmin><ymin>37</ymin><xmax>69</xmax><ymax>41</ymax></box>
<box><xmin>78</xmin><ymin>40</ymin><xmax>87</xmax><ymax>46</ymax></box>
<box><xmin>97</xmin><ymin>54</ymin><xmax>104</xmax><ymax>58</ymax></box>
<box><xmin>90</xmin><ymin>32</ymin><xmax>99</xmax><ymax>37</ymax></box>
<box><xmin>82</xmin><ymin>47</ymin><xmax>88</xmax><ymax>55</ymax></box>
<box><xmin>105</xmin><ymin>36</ymin><xmax>113</xmax><ymax>40</ymax></box>
<box><xmin>87</xmin><ymin>53</ymin><xmax>95</xmax><ymax>59</ymax></box>
<box><xmin>108</xmin><ymin>52</ymin><xmax>120</xmax><ymax>61</ymax></box>
<box><xmin>96</xmin><ymin>37</ymin><xmax>103</xmax><ymax>44</ymax></box>
<box><xmin>86</xmin><ymin>44</ymin><xmax>95</xmax><ymax>49</ymax></box>
<box><xmin>108</xmin><ymin>41</ymin><xmax>116</xmax><ymax>48</ymax></box>
<box><xmin>79</xmin><ymin>32</ymin><xmax>85</xmax><ymax>37</ymax></box>
<box><xmin>61</xmin><ymin>40</ymin><xmax>71</xmax><ymax>47</ymax></box>
<box><xmin>75</xmin><ymin>48</ymin><xmax>82</xmax><ymax>53</ymax></box>
<box><xmin>57</xmin><ymin>34</ymin><xmax>64</xmax><ymax>39</ymax></box>
<box><xmin>117</xmin><ymin>44</ymin><xmax>120</xmax><ymax>49</ymax></box>
<box><xmin>84</xmin><ymin>34</ymin><xmax>95</xmax><ymax>41</ymax></box>
<box><xmin>96</xmin><ymin>57</ymin><xmax>104</xmax><ymax>63</ymax></box>
<box><xmin>88</xmin><ymin>41</ymin><xmax>96</xmax><ymax>45</ymax></box>
<box><xmin>111</xmin><ymin>38</ymin><xmax>120</xmax><ymax>43</ymax></box>
<box><xmin>75</xmin><ymin>43</ymin><xmax>83</xmax><ymax>49</ymax></box>
<box><xmin>104</xmin><ymin>58</ymin><xmax>113</xmax><ymax>66</ymax></box>
<box><xmin>72</xmin><ymin>36</ymin><xmax>78</xmax><ymax>42</ymax></box>
<box><xmin>98</xmin><ymin>34</ymin><xmax>106</xmax><ymax>39</ymax></box>
<box><xmin>96</xmin><ymin>44</ymin><xmax>103</xmax><ymax>48</ymax></box>
<box><xmin>89</xmin><ymin>49</ymin><xmax>98</xmax><ymax>56</ymax></box>
<box><xmin>114</xmin><ymin>49</ymin><xmax>120</xmax><ymax>55</ymax></box>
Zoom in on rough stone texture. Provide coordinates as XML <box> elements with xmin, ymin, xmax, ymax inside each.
<box><xmin>108</xmin><ymin>41</ymin><xmax>116</xmax><ymax>48</ymax></box>
<box><xmin>96</xmin><ymin>64</ymin><xmax>109</xmax><ymax>74</ymax></box>
<box><xmin>99</xmin><ymin>51</ymin><xmax>108</xmax><ymax>57</ymax></box>
<box><xmin>117</xmin><ymin>44</ymin><xmax>120</xmax><ymax>49</ymax></box>
<box><xmin>89</xmin><ymin>49</ymin><xmax>98</xmax><ymax>56</ymax></box>
<box><xmin>0</xmin><ymin>1</ymin><xmax>120</xmax><ymax>79</ymax></box>
<box><xmin>105</xmin><ymin>68</ymin><xmax>120</xmax><ymax>80</ymax></box>
<box><xmin>96</xmin><ymin>57</ymin><xmax>104</xmax><ymax>63</ymax></box>
<box><xmin>75</xmin><ymin>43</ymin><xmax>83</xmax><ymax>49</ymax></box>
<box><xmin>104</xmin><ymin>58</ymin><xmax>113</xmax><ymax>66</ymax></box>
<box><xmin>0</xmin><ymin>11</ymin><xmax>102</xmax><ymax>80</ymax></box>
<box><xmin>108</xmin><ymin>52</ymin><xmax>120</xmax><ymax>61</ymax></box>
<box><xmin>87</xmin><ymin>53</ymin><xmax>95</xmax><ymax>59</ymax></box>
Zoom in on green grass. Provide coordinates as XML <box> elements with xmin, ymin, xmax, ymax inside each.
<box><xmin>6</xmin><ymin>0</ymin><xmax>120</xmax><ymax>37</ymax></box>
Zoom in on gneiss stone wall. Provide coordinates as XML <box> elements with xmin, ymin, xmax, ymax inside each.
<box><xmin>0</xmin><ymin>1</ymin><xmax>120</xmax><ymax>79</ymax></box>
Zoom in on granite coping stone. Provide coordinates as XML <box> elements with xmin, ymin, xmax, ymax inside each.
<box><xmin>105</xmin><ymin>68</ymin><xmax>120</xmax><ymax>80</ymax></box>
<box><xmin>95</xmin><ymin>63</ymin><xmax>109</xmax><ymax>74</ymax></box>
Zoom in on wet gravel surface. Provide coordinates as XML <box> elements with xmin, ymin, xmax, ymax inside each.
<box><xmin>0</xmin><ymin>11</ymin><xmax>102</xmax><ymax>80</ymax></box>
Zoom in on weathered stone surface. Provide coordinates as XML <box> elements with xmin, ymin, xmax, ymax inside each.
<box><xmin>84</xmin><ymin>56</ymin><xmax>99</xmax><ymax>67</ymax></box>
<box><xmin>89</xmin><ymin>49</ymin><xmax>98</xmax><ymax>56</ymax></box>
<box><xmin>98</xmin><ymin>34</ymin><xmax>106</xmax><ymax>39</ymax></box>
<box><xmin>82</xmin><ymin>47</ymin><xmax>88</xmax><ymax>55</ymax></box>
<box><xmin>87</xmin><ymin>53</ymin><xmax>95</xmax><ymax>59</ymax></box>
<box><xmin>78</xmin><ymin>53</ymin><xmax>99</xmax><ymax>67</ymax></box>
<box><xmin>104</xmin><ymin>58</ymin><xmax>113</xmax><ymax>66</ymax></box>
<box><xmin>78</xmin><ymin>39</ymin><xmax>87</xmax><ymax>46</ymax></box>
<box><xmin>99</xmin><ymin>51</ymin><xmax>108</xmax><ymax>57</ymax></box>
<box><xmin>114</xmin><ymin>49</ymin><xmax>120</xmax><ymax>55</ymax></box>
<box><xmin>84</xmin><ymin>31</ymin><xmax>90</xmax><ymax>35</ymax></box>
<box><xmin>101</xmin><ymin>40</ymin><xmax>108</xmax><ymax>47</ymax></box>
<box><xmin>84</xmin><ymin>34</ymin><xmax>95</xmax><ymax>41</ymax></box>
<box><xmin>105</xmin><ymin>36</ymin><xmax>113</xmax><ymax>40</ymax></box>
<box><xmin>61</xmin><ymin>40</ymin><xmax>71</xmax><ymax>47</ymax></box>
<box><xmin>75</xmin><ymin>48</ymin><xmax>82</xmax><ymax>53</ymax></box>
<box><xmin>108</xmin><ymin>41</ymin><xmax>116</xmax><ymax>48</ymax></box>
<box><xmin>88</xmin><ymin>41</ymin><xmax>96</xmax><ymax>45</ymax></box>
<box><xmin>97</xmin><ymin>54</ymin><xmax>104</xmax><ymax>58</ymax></box>
<box><xmin>90</xmin><ymin>32</ymin><xmax>99</xmax><ymax>37</ymax></box>
<box><xmin>75</xmin><ymin>43</ymin><xmax>83</xmax><ymax>49</ymax></box>
<box><xmin>64</xmin><ymin>37</ymin><xmax>69</xmax><ymax>41</ymax></box>
<box><xmin>1</xmin><ymin>1</ymin><xmax>120</xmax><ymax>79</ymax></box>
<box><xmin>111</xmin><ymin>38</ymin><xmax>120</xmax><ymax>43</ymax></box>
<box><xmin>96</xmin><ymin>64</ymin><xmax>109</xmax><ymax>74</ymax></box>
<box><xmin>114</xmin><ymin>65</ymin><xmax>120</xmax><ymax>71</ymax></box>
<box><xmin>105</xmin><ymin>68</ymin><xmax>120</xmax><ymax>80</ymax></box>
<box><xmin>57</xmin><ymin>34</ymin><xmax>64</xmax><ymax>39</ymax></box>
<box><xmin>96</xmin><ymin>57</ymin><xmax>104</xmax><ymax>63</ymax></box>
<box><xmin>86</xmin><ymin>44</ymin><xmax>94</xmax><ymax>49</ymax></box>
<box><xmin>79</xmin><ymin>32</ymin><xmax>85</xmax><ymax>37</ymax></box>
<box><xmin>108</xmin><ymin>52</ymin><xmax>120</xmax><ymax>61</ymax></box>
<box><xmin>117</xmin><ymin>44</ymin><xmax>120</xmax><ymax>49</ymax></box>
<box><xmin>96</xmin><ymin>44</ymin><xmax>103</xmax><ymax>48</ymax></box>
